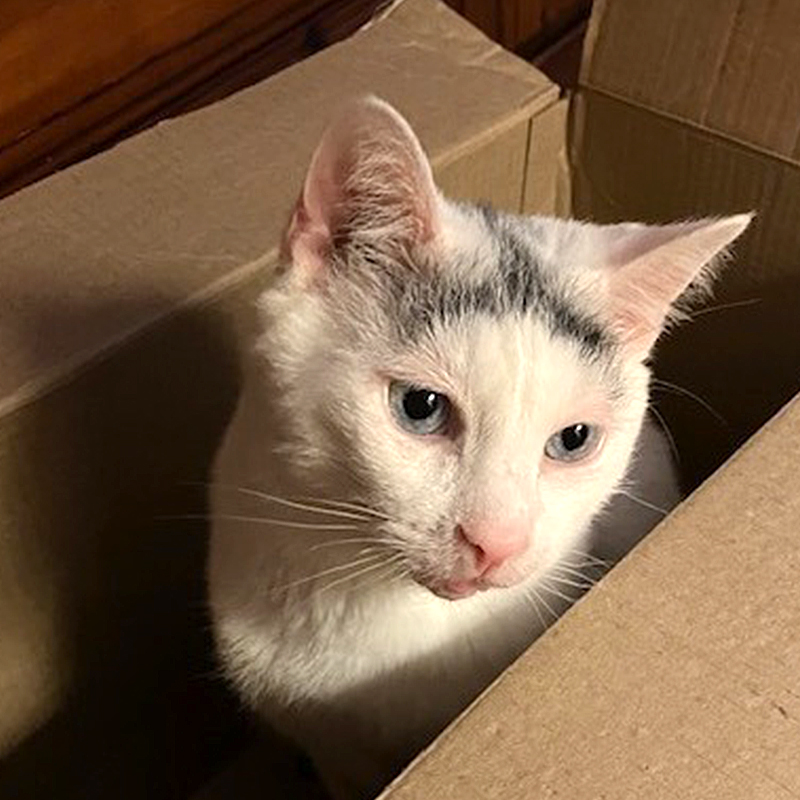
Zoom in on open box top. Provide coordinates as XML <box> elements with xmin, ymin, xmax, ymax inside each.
<box><xmin>0</xmin><ymin>0</ymin><xmax>557</xmax><ymax>420</ymax></box>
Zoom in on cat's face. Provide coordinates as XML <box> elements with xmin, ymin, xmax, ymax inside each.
<box><xmin>261</xmin><ymin>97</ymin><xmax>750</xmax><ymax>600</ymax></box>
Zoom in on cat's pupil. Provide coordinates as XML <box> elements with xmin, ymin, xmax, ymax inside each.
<box><xmin>561</xmin><ymin>424</ymin><xmax>589</xmax><ymax>451</ymax></box>
<box><xmin>403</xmin><ymin>390</ymin><xmax>441</xmax><ymax>421</ymax></box>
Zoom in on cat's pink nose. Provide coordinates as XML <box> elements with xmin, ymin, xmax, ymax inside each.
<box><xmin>456</xmin><ymin>520</ymin><xmax>529</xmax><ymax>575</ymax></box>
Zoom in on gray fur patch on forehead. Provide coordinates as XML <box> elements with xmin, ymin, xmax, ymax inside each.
<box><xmin>378</xmin><ymin>206</ymin><xmax>614</xmax><ymax>359</ymax></box>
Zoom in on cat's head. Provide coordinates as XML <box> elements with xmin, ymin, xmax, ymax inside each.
<box><xmin>260</xmin><ymin>96</ymin><xmax>750</xmax><ymax>600</ymax></box>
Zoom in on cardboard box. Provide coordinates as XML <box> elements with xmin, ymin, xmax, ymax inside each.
<box><xmin>2</xmin><ymin>1</ymin><xmax>798</xmax><ymax>799</ymax></box>
<box><xmin>0</xmin><ymin>1</ymin><xmax>562</xmax><ymax>797</ymax></box>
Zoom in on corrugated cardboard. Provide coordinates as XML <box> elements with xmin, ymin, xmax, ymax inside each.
<box><xmin>573</xmin><ymin>0</ymin><xmax>800</xmax><ymax>488</ymax></box>
<box><xmin>382</xmin><ymin>393</ymin><xmax>800</xmax><ymax>799</ymax></box>
<box><xmin>523</xmin><ymin>97</ymin><xmax>571</xmax><ymax>216</ymax></box>
<box><xmin>0</xmin><ymin>1</ymin><xmax>562</xmax><ymax>796</ymax></box>
<box><xmin>580</xmin><ymin>0</ymin><xmax>800</xmax><ymax>159</ymax></box>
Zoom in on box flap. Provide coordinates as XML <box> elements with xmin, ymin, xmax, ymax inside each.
<box><xmin>582</xmin><ymin>0</ymin><xmax>800</xmax><ymax>162</ymax></box>
<box><xmin>382</xmin><ymin>393</ymin><xmax>800</xmax><ymax>799</ymax></box>
<box><xmin>569</xmin><ymin>87</ymin><xmax>800</xmax><ymax>488</ymax></box>
<box><xmin>0</xmin><ymin>0</ymin><xmax>556</xmax><ymax>418</ymax></box>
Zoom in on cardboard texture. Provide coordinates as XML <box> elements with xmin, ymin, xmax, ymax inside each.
<box><xmin>573</xmin><ymin>0</ymin><xmax>800</xmax><ymax>488</ymax></box>
<box><xmin>2</xmin><ymin>0</ymin><xmax>799</xmax><ymax>798</ymax></box>
<box><xmin>0</xmin><ymin>0</ymin><xmax>562</xmax><ymax>796</ymax></box>
<box><xmin>522</xmin><ymin>97</ymin><xmax>571</xmax><ymax>216</ymax></box>
<box><xmin>581</xmin><ymin>0</ymin><xmax>800</xmax><ymax>159</ymax></box>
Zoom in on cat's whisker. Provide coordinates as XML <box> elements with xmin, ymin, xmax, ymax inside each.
<box><xmin>518</xmin><ymin>589</ymin><xmax>547</xmax><ymax>630</ymax></box>
<box><xmin>359</xmin><ymin>559</ymin><xmax>411</xmax><ymax>592</ymax></box>
<box><xmin>310</xmin><ymin>537</ymin><xmax>390</xmax><ymax>551</ymax></box>
<box><xmin>395</xmin><ymin>566</ymin><xmax>413</xmax><ymax>582</ymax></box>
<box><xmin>556</xmin><ymin>556</ymin><xmax>601</xmax><ymax>571</ymax></box>
<box><xmin>539</xmin><ymin>579</ymin><xmax>579</xmax><ymax>606</ymax></box>
<box><xmin>297</xmin><ymin>495</ymin><xmax>393</xmax><ymax>522</ymax></box>
<box><xmin>552</xmin><ymin>568</ymin><xmax>600</xmax><ymax>588</ymax></box>
<box><xmin>546</xmin><ymin>571</ymin><xmax>597</xmax><ymax>591</ymax></box>
<box><xmin>550</xmin><ymin>581</ymin><xmax>594</xmax><ymax>596</ymax></box>
<box><xmin>184</xmin><ymin>481</ymin><xmax>376</xmax><ymax>523</ymax></box>
<box><xmin>564</xmin><ymin>549</ymin><xmax>609</xmax><ymax>566</ymax></box>
<box><xmin>529</xmin><ymin>585</ymin><xmax>559</xmax><ymax>621</ymax></box>
<box><xmin>614</xmin><ymin>489</ymin><xmax>669</xmax><ymax>516</ymax></box>
<box><xmin>353</xmin><ymin>546</ymin><xmax>389</xmax><ymax>559</ymax></box>
<box><xmin>273</xmin><ymin>554</ymin><xmax>386</xmax><ymax>594</ymax></box>
<box><xmin>160</xmin><ymin>513</ymin><xmax>360</xmax><ymax>531</ymax></box>
<box><xmin>561</xmin><ymin>553</ymin><xmax>609</xmax><ymax>570</ymax></box>
<box><xmin>650</xmin><ymin>378</ymin><xmax>727</xmax><ymax>425</ymax></box>
<box><xmin>549</xmin><ymin>563</ymin><xmax>584</xmax><ymax>577</ymax></box>
<box><xmin>647</xmin><ymin>404</ymin><xmax>681</xmax><ymax>466</ymax></box>
<box><xmin>557</xmin><ymin>558</ymin><xmax>601</xmax><ymax>572</ymax></box>
<box><xmin>554</xmin><ymin>564</ymin><xmax>599</xmax><ymax>581</ymax></box>
<box><xmin>317</xmin><ymin>553</ymin><xmax>406</xmax><ymax>595</ymax></box>
<box><xmin>235</xmin><ymin>489</ymin><xmax>376</xmax><ymax>522</ymax></box>
<box><xmin>689</xmin><ymin>297</ymin><xmax>761</xmax><ymax>319</ymax></box>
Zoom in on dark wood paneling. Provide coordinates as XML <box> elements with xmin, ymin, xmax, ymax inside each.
<box><xmin>0</xmin><ymin>0</ymin><xmax>386</xmax><ymax>198</ymax></box>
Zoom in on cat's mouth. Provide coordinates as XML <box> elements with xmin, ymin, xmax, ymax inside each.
<box><xmin>407</xmin><ymin>525</ymin><xmax>528</xmax><ymax>600</ymax></box>
<box><xmin>423</xmin><ymin>573</ymin><xmax>503</xmax><ymax>601</ymax></box>
<box><xmin>406</xmin><ymin>561</ymin><xmax>486</xmax><ymax>600</ymax></box>
<box><xmin>426</xmin><ymin>578</ymin><xmax>479</xmax><ymax>600</ymax></box>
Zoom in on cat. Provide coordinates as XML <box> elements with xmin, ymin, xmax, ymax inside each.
<box><xmin>207</xmin><ymin>96</ymin><xmax>750</xmax><ymax>800</ymax></box>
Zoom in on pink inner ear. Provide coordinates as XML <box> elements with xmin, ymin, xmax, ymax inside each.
<box><xmin>284</xmin><ymin>199</ymin><xmax>331</xmax><ymax>277</ymax></box>
<box><xmin>602</xmin><ymin>214</ymin><xmax>752</xmax><ymax>356</ymax></box>
<box><xmin>285</xmin><ymin>96</ymin><xmax>440</xmax><ymax>282</ymax></box>
<box><xmin>301</xmin><ymin>130</ymin><xmax>344</xmax><ymax>240</ymax></box>
<box><xmin>604</xmin><ymin>220</ymin><xmax>719</xmax><ymax>269</ymax></box>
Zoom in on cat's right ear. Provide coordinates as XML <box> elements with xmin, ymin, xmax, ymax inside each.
<box><xmin>598</xmin><ymin>214</ymin><xmax>752</xmax><ymax>358</ymax></box>
<box><xmin>284</xmin><ymin>96</ymin><xmax>440</xmax><ymax>285</ymax></box>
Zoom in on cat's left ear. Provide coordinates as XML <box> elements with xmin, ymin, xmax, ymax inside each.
<box><xmin>598</xmin><ymin>214</ymin><xmax>752</xmax><ymax>358</ymax></box>
<box><xmin>284</xmin><ymin>96</ymin><xmax>440</xmax><ymax>283</ymax></box>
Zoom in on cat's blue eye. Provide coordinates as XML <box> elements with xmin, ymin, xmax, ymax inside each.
<box><xmin>545</xmin><ymin>423</ymin><xmax>601</xmax><ymax>463</ymax></box>
<box><xmin>389</xmin><ymin>381</ymin><xmax>451</xmax><ymax>436</ymax></box>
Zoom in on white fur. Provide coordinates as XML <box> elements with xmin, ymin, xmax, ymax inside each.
<box><xmin>207</xmin><ymin>98</ymin><xmax>750</xmax><ymax>800</ymax></box>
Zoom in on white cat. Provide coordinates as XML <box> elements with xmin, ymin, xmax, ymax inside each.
<box><xmin>207</xmin><ymin>97</ymin><xmax>750</xmax><ymax>799</ymax></box>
